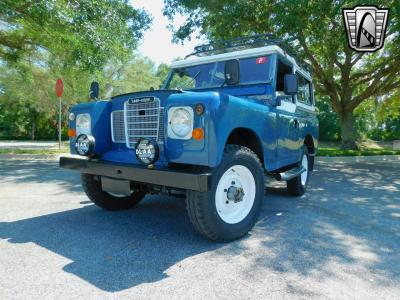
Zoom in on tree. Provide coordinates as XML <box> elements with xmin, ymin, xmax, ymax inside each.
<box><xmin>0</xmin><ymin>54</ymin><xmax>165</xmax><ymax>140</ymax></box>
<box><xmin>0</xmin><ymin>0</ymin><xmax>152</xmax><ymax>140</ymax></box>
<box><xmin>164</xmin><ymin>0</ymin><xmax>400</xmax><ymax>149</ymax></box>
<box><xmin>101</xmin><ymin>56</ymin><xmax>164</xmax><ymax>95</ymax></box>
<box><xmin>0</xmin><ymin>0</ymin><xmax>151</xmax><ymax>71</ymax></box>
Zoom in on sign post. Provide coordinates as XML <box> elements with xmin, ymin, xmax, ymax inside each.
<box><xmin>55</xmin><ymin>79</ymin><xmax>64</xmax><ymax>150</ymax></box>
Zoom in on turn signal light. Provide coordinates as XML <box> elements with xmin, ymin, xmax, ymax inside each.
<box><xmin>192</xmin><ymin>128</ymin><xmax>204</xmax><ymax>140</ymax></box>
<box><xmin>68</xmin><ymin>128</ymin><xmax>76</xmax><ymax>138</ymax></box>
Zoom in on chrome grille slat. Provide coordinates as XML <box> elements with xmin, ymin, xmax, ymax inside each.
<box><xmin>126</xmin><ymin>114</ymin><xmax>159</xmax><ymax>118</ymax></box>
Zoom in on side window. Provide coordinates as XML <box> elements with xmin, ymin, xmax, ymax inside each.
<box><xmin>276</xmin><ymin>59</ymin><xmax>293</xmax><ymax>102</ymax></box>
<box><xmin>296</xmin><ymin>73</ymin><xmax>312</xmax><ymax>105</ymax></box>
<box><xmin>239</xmin><ymin>57</ymin><xmax>270</xmax><ymax>85</ymax></box>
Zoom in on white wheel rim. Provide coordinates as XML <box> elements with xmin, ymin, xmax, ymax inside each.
<box><xmin>215</xmin><ymin>165</ymin><xmax>256</xmax><ymax>224</ymax></box>
<box><xmin>301</xmin><ymin>154</ymin><xmax>308</xmax><ymax>186</ymax></box>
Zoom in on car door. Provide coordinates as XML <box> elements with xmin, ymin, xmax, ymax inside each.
<box><xmin>274</xmin><ymin>58</ymin><xmax>300</xmax><ymax>167</ymax></box>
<box><xmin>294</xmin><ymin>71</ymin><xmax>314</xmax><ymax>160</ymax></box>
<box><xmin>275</xmin><ymin>96</ymin><xmax>300</xmax><ymax>165</ymax></box>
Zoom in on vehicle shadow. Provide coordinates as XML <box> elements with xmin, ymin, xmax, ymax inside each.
<box><xmin>0</xmin><ymin>159</ymin><xmax>82</xmax><ymax>193</ymax></box>
<box><xmin>0</xmin><ymin>195</ymin><xmax>221</xmax><ymax>291</ymax></box>
<box><xmin>0</xmin><ymin>160</ymin><xmax>399</xmax><ymax>294</ymax></box>
<box><xmin>238</xmin><ymin>161</ymin><xmax>400</xmax><ymax>293</ymax></box>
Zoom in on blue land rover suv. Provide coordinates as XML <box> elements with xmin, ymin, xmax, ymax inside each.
<box><xmin>60</xmin><ymin>35</ymin><xmax>319</xmax><ymax>242</ymax></box>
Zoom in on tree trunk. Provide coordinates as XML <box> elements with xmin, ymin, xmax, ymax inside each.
<box><xmin>31</xmin><ymin>121</ymin><xmax>35</xmax><ymax>141</ymax></box>
<box><xmin>31</xmin><ymin>110</ymin><xmax>36</xmax><ymax>141</ymax></box>
<box><xmin>339</xmin><ymin>109</ymin><xmax>358</xmax><ymax>150</ymax></box>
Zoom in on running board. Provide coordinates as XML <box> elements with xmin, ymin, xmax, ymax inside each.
<box><xmin>272</xmin><ymin>166</ymin><xmax>306</xmax><ymax>181</ymax></box>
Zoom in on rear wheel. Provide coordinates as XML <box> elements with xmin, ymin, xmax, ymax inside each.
<box><xmin>287</xmin><ymin>149</ymin><xmax>310</xmax><ymax>196</ymax></box>
<box><xmin>81</xmin><ymin>174</ymin><xmax>146</xmax><ymax>210</ymax></box>
<box><xmin>186</xmin><ymin>145</ymin><xmax>264</xmax><ymax>242</ymax></box>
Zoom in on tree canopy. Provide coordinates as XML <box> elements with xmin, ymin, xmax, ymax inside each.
<box><xmin>0</xmin><ymin>0</ymin><xmax>151</xmax><ymax>71</ymax></box>
<box><xmin>0</xmin><ymin>0</ymin><xmax>154</xmax><ymax>140</ymax></box>
<box><xmin>164</xmin><ymin>0</ymin><xmax>400</xmax><ymax>148</ymax></box>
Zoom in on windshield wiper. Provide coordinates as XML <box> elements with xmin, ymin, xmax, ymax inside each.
<box><xmin>183</xmin><ymin>70</ymin><xmax>202</xmax><ymax>89</ymax></box>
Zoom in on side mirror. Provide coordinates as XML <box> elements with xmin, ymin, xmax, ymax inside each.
<box><xmin>284</xmin><ymin>74</ymin><xmax>298</xmax><ymax>95</ymax></box>
<box><xmin>89</xmin><ymin>81</ymin><xmax>99</xmax><ymax>100</ymax></box>
<box><xmin>224</xmin><ymin>59</ymin><xmax>240</xmax><ymax>85</ymax></box>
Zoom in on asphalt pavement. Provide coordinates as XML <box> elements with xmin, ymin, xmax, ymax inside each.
<box><xmin>0</xmin><ymin>158</ymin><xmax>399</xmax><ymax>299</ymax></box>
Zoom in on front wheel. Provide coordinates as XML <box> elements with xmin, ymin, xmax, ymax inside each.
<box><xmin>287</xmin><ymin>149</ymin><xmax>310</xmax><ymax>196</ymax></box>
<box><xmin>81</xmin><ymin>174</ymin><xmax>146</xmax><ymax>210</ymax></box>
<box><xmin>186</xmin><ymin>145</ymin><xmax>264</xmax><ymax>242</ymax></box>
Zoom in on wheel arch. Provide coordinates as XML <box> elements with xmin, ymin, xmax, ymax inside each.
<box><xmin>304</xmin><ymin>134</ymin><xmax>315</xmax><ymax>155</ymax></box>
<box><xmin>223</xmin><ymin>127</ymin><xmax>264</xmax><ymax>169</ymax></box>
<box><xmin>304</xmin><ymin>134</ymin><xmax>316</xmax><ymax>171</ymax></box>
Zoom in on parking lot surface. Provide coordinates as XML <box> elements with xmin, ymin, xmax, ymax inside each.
<box><xmin>0</xmin><ymin>158</ymin><xmax>399</xmax><ymax>299</ymax></box>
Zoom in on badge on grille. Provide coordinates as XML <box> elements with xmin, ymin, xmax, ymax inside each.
<box><xmin>343</xmin><ymin>6</ymin><xmax>389</xmax><ymax>52</ymax></box>
<box><xmin>128</xmin><ymin>97</ymin><xmax>154</xmax><ymax>104</ymax></box>
<box><xmin>135</xmin><ymin>139</ymin><xmax>159</xmax><ymax>165</ymax></box>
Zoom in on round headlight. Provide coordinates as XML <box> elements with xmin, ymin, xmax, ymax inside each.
<box><xmin>170</xmin><ymin>108</ymin><xmax>192</xmax><ymax>137</ymax></box>
<box><xmin>75</xmin><ymin>134</ymin><xmax>95</xmax><ymax>156</ymax></box>
<box><xmin>135</xmin><ymin>139</ymin><xmax>159</xmax><ymax>165</ymax></box>
<box><xmin>76</xmin><ymin>113</ymin><xmax>91</xmax><ymax>135</ymax></box>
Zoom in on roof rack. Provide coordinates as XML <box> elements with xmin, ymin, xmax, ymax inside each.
<box><xmin>185</xmin><ymin>34</ymin><xmax>310</xmax><ymax>72</ymax></box>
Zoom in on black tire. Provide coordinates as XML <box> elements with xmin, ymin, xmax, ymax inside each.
<box><xmin>186</xmin><ymin>145</ymin><xmax>264</xmax><ymax>242</ymax></box>
<box><xmin>287</xmin><ymin>148</ymin><xmax>310</xmax><ymax>196</ymax></box>
<box><xmin>81</xmin><ymin>174</ymin><xmax>146</xmax><ymax>211</ymax></box>
<box><xmin>309</xmin><ymin>154</ymin><xmax>315</xmax><ymax>171</ymax></box>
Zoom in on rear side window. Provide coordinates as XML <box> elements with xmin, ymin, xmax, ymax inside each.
<box><xmin>297</xmin><ymin>73</ymin><xmax>312</xmax><ymax>105</ymax></box>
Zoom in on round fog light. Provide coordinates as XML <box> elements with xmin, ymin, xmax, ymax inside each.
<box><xmin>75</xmin><ymin>134</ymin><xmax>95</xmax><ymax>156</ymax></box>
<box><xmin>135</xmin><ymin>139</ymin><xmax>159</xmax><ymax>165</ymax></box>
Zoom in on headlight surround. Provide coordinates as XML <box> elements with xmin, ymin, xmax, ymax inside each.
<box><xmin>76</xmin><ymin>113</ymin><xmax>91</xmax><ymax>136</ymax></box>
<box><xmin>168</xmin><ymin>107</ymin><xmax>194</xmax><ymax>139</ymax></box>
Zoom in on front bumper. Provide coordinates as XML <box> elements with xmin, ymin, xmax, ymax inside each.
<box><xmin>59</xmin><ymin>156</ymin><xmax>211</xmax><ymax>192</ymax></box>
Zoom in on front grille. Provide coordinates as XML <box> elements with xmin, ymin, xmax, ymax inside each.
<box><xmin>111</xmin><ymin>110</ymin><xmax>125</xmax><ymax>143</ymax></box>
<box><xmin>122</xmin><ymin>97</ymin><xmax>164</xmax><ymax>148</ymax></box>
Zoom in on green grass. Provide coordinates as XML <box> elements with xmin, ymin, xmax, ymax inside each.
<box><xmin>317</xmin><ymin>147</ymin><xmax>400</xmax><ymax>157</ymax></box>
<box><xmin>1</xmin><ymin>143</ymin><xmax>399</xmax><ymax>157</ymax></box>
<box><xmin>0</xmin><ymin>149</ymin><xmax>68</xmax><ymax>155</ymax></box>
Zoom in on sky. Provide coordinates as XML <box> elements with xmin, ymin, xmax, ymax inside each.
<box><xmin>130</xmin><ymin>0</ymin><xmax>206</xmax><ymax>66</ymax></box>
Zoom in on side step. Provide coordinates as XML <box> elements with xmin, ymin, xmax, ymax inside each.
<box><xmin>271</xmin><ymin>166</ymin><xmax>306</xmax><ymax>181</ymax></box>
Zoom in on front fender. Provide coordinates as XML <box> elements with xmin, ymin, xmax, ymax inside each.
<box><xmin>69</xmin><ymin>101</ymin><xmax>111</xmax><ymax>155</ymax></box>
<box><xmin>208</xmin><ymin>94</ymin><xmax>277</xmax><ymax>170</ymax></box>
<box><xmin>165</xmin><ymin>91</ymin><xmax>277</xmax><ymax>170</ymax></box>
<box><xmin>164</xmin><ymin>91</ymin><xmax>216</xmax><ymax>165</ymax></box>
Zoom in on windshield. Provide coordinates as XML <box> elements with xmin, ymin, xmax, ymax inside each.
<box><xmin>166</xmin><ymin>56</ymin><xmax>271</xmax><ymax>90</ymax></box>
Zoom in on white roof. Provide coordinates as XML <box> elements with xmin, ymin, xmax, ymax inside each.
<box><xmin>171</xmin><ymin>45</ymin><xmax>310</xmax><ymax>78</ymax></box>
